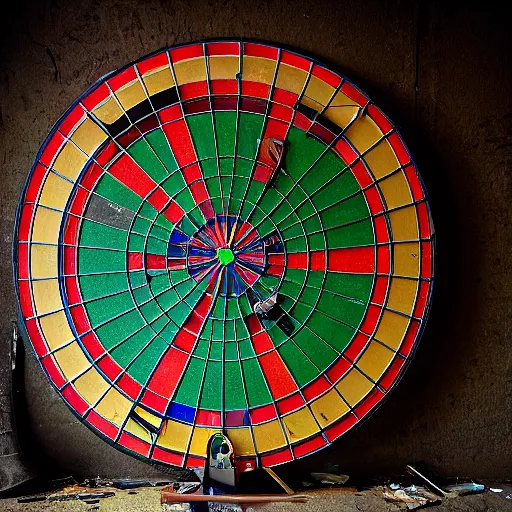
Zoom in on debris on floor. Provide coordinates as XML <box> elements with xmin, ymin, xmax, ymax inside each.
<box><xmin>5</xmin><ymin>478</ymin><xmax>512</xmax><ymax>512</ymax></box>
<box><xmin>16</xmin><ymin>496</ymin><xmax>47</xmax><ymax>504</ymax></box>
<box><xmin>14</xmin><ymin>475</ymin><xmax>188</xmax><ymax>506</ymax></box>
<box><xmin>444</xmin><ymin>482</ymin><xmax>485</xmax><ymax>495</ymax></box>
<box><xmin>7</xmin><ymin>464</ymin><xmax>512</xmax><ymax>512</ymax></box>
<box><xmin>360</xmin><ymin>464</ymin><xmax>502</xmax><ymax>509</ymax></box>
<box><xmin>380</xmin><ymin>485</ymin><xmax>441</xmax><ymax>509</ymax></box>
<box><xmin>83</xmin><ymin>476</ymin><xmax>174</xmax><ymax>490</ymax></box>
<box><xmin>301</xmin><ymin>463</ymin><xmax>350</xmax><ymax>489</ymax></box>
<box><xmin>310</xmin><ymin>472</ymin><xmax>350</xmax><ymax>485</ymax></box>
<box><xmin>17</xmin><ymin>483</ymin><xmax>116</xmax><ymax>504</ymax></box>
<box><xmin>406</xmin><ymin>465</ymin><xmax>449</xmax><ymax>497</ymax></box>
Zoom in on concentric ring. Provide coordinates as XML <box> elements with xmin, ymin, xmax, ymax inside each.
<box><xmin>14</xmin><ymin>40</ymin><xmax>434</xmax><ymax>469</ymax></box>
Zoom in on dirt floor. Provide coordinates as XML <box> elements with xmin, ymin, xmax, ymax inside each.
<box><xmin>2</xmin><ymin>487</ymin><xmax>512</xmax><ymax>512</ymax></box>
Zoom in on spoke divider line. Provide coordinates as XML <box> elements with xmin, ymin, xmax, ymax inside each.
<box><xmin>231</xmin><ymin>49</ymin><xmax>282</xmax><ymax>231</ymax></box>
<box><xmin>225</xmin><ymin>41</ymin><xmax>244</xmax><ymax>224</ymax></box>
<box><xmin>203</xmin><ymin>43</ymin><xmax>227</xmax><ymax>234</ymax></box>
<box><xmin>181</xmin><ymin>305</ymin><xmax>217</xmax><ymax>466</ymax></box>
<box><xmin>165</xmin><ymin>50</ymin><xmax>215</xmax><ymax>224</ymax></box>
<box><xmin>233</xmin><ymin>296</ymin><xmax>259</xmax><ymax>465</ymax></box>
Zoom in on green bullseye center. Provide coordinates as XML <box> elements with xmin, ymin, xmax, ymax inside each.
<box><xmin>217</xmin><ymin>248</ymin><xmax>235</xmax><ymax>266</ymax></box>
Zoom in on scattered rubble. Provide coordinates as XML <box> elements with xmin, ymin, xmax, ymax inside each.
<box><xmin>7</xmin><ymin>465</ymin><xmax>512</xmax><ymax>511</ymax></box>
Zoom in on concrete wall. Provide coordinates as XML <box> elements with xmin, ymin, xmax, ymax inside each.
<box><xmin>0</xmin><ymin>0</ymin><xmax>510</xmax><ymax>480</ymax></box>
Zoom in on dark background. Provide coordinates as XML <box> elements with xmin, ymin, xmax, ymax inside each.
<box><xmin>0</xmin><ymin>0</ymin><xmax>511</xmax><ymax>481</ymax></box>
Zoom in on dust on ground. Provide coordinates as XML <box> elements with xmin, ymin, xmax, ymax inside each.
<box><xmin>2</xmin><ymin>487</ymin><xmax>512</xmax><ymax>512</ymax></box>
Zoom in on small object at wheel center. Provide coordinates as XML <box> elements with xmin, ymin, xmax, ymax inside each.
<box><xmin>217</xmin><ymin>248</ymin><xmax>235</xmax><ymax>266</ymax></box>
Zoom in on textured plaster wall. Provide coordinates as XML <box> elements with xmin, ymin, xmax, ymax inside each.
<box><xmin>0</xmin><ymin>0</ymin><xmax>510</xmax><ymax>480</ymax></box>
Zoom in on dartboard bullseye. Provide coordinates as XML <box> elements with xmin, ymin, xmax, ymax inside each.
<box><xmin>14</xmin><ymin>41</ymin><xmax>434</xmax><ymax>469</ymax></box>
<box><xmin>176</xmin><ymin>215</ymin><xmax>270</xmax><ymax>298</ymax></box>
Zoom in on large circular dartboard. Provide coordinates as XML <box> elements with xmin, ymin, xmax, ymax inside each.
<box><xmin>15</xmin><ymin>41</ymin><xmax>434</xmax><ymax>469</ymax></box>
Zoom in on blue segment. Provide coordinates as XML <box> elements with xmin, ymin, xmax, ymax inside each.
<box><xmin>168</xmin><ymin>228</ymin><xmax>190</xmax><ymax>257</ymax></box>
<box><xmin>167</xmin><ymin>245</ymin><xmax>186</xmax><ymax>258</ymax></box>
<box><xmin>232</xmin><ymin>270</ymin><xmax>245</xmax><ymax>297</ymax></box>
<box><xmin>190</xmin><ymin>247</ymin><xmax>216</xmax><ymax>257</ymax></box>
<box><xmin>169</xmin><ymin>228</ymin><xmax>190</xmax><ymax>244</ymax></box>
<box><xmin>166</xmin><ymin>402</ymin><xmax>196</xmax><ymax>424</ymax></box>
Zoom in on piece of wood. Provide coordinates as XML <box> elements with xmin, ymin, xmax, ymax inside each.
<box><xmin>263</xmin><ymin>467</ymin><xmax>295</xmax><ymax>495</ymax></box>
<box><xmin>161</xmin><ymin>489</ymin><xmax>308</xmax><ymax>504</ymax></box>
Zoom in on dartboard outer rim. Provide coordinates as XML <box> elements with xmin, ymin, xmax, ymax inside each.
<box><xmin>13</xmin><ymin>38</ymin><xmax>436</xmax><ymax>469</ymax></box>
